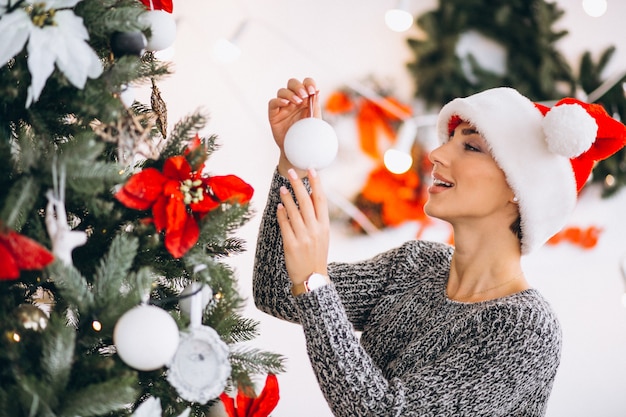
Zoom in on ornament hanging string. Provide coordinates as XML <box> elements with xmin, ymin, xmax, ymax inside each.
<box><xmin>148</xmin><ymin>285</ymin><xmax>204</xmax><ymax>306</ymax></box>
<box><xmin>309</xmin><ymin>92</ymin><xmax>316</xmax><ymax>118</ymax></box>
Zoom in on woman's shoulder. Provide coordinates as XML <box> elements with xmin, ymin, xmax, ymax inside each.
<box><xmin>477</xmin><ymin>289</ymin><xmax>562</xmax><ymax>341</ymax></box>
<box><xmin>396</xmin><ymin>240</ymin><xmax>455</xmax><ymax>263</ymax></box>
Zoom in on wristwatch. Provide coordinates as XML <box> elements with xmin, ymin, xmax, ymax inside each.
<box><xmin>291</xmin><ymin>273</ymin><xmax>329</xmax><ymax>296</ymax></box>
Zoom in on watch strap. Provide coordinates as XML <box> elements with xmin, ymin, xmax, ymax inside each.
<box><xmin>291</xmin><ymin>282</ymin><xmax>307</xmax><ymax>297</ymax></box>
<box><xmin>291</xmin><ymin>273</ymin><xmax>328</xmax><ymax>296</ymax></box>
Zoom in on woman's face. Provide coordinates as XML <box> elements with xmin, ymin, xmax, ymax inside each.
<box><xmin>424</xmin><ymin>121</ymin><xmax>516</xmax><ymax>225</ymax></box>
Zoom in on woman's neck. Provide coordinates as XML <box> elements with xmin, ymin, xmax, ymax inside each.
<box><xmin>446</xmin><ymin>227</ymin><xmax>529</xmax><ymax>303</ymax></box>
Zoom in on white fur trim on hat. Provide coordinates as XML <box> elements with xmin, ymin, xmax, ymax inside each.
<box><xmin>436</xmin><ymin>87</ymin><xmax>578</xmax><ymax>254</ymax></box>
<box><xmin>543</xmin><ymin>103</ymin><xmax>597</xmax><ymax>158</ymax></box>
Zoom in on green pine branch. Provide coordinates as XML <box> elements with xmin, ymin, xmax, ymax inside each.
<box><xmin>41</xmin><ymin>316</ymin><xmax>76</xmax><ymax>398</ymax></box>
<box><xmin>0</xmin><ymin>176</ymin><xmax>40</xmax><ymax>231</ymax></box>
<box><xmin>93</xmin><ymin>234</ymin><xmax>139</xmax><ymax>304</ymax></box>
<box><xmin>59</xmin><ymin>374</ymin><xmax>138</xmax><ymax>417</ymax></box>
<box><xmin>47</xmin><ymin>261</ymin><xmax>95</xmax><ymax>314</ymax></box>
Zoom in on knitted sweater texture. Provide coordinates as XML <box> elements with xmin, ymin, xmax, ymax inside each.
<box><xmin>253</xmin><ymin>170</ymin><xmax>562</xmax><ymax>417</ymax></box>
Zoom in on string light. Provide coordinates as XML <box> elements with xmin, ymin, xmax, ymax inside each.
<box><xmin>385</xmin><ymin>0</ymin><xmax>413</xmax><ymax>32</ymax></box>
<box><xmin>582</xmin><ymin>0</ymin><xmax>607</xmax><ymax>17</ymax></box>
<box><xmin>92</xmin><ymin>320</ymin><xmax>102</xmax><ymax>332</ymax></box>
<box><xmin>384</xmin><ymin>118</ymin><xmax>418</xmax><ymax>174</ymax></box>
<box><xmin>383</xmin><ymin>114</ymin><xmax>438</xmax><ymax>174</ymax></box>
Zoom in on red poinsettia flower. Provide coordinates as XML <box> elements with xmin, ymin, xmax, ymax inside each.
<box><xmin>115</xmin><ymin>155</ymin><xmax>253</xmax><ymax>258</ymax></box>
<box><xmin>138</xmin><ymin>0</ymin><xmax>173</xmax><ymax>13</ymax></box>
<box><xmin>220</xmin><ymin>374</ymin><xmax>280</xmax><ymax>417</ymax></box>
<box><xmin>0</xmin><ymin>227</ymin><xmax>55</xmax><ymax>280</ymax></box>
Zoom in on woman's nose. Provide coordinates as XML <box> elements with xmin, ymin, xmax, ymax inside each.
<box><xmin>429</xmin><ymin>142</ymin><xmax>448</xmax><ymax>165</ymax></box>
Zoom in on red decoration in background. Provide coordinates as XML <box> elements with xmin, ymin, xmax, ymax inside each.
<box><xmin>360</xmin><ymin>166</ymin><xmax>429</xmax><ymax>227</ymax></box>
<box><xmin>326</xmin><ymin>89</ymin><xmax>437</xmax><ymax>234</ymax></box>
<box><xmin>325</xmin><ymin>91</ymin><xmax>412</xmax><ymax>159</ymax></box>
<box><xmin>115</xmin><ymin>140</ymin><xmax>253</xmax><ymax>258</ymax></box>
<box><xmin>220</xmin><ymin>374</ymin><xmax>280</xmax><ymax>417</ymax></box>
<box><xmin>547</xmin><ymin>225</ymin><xmax>602</xmax><ymax>249</ymax></box>
<box><xmin>0</xmin><ymin>226</ymin><xmax>54</xmax><ymax>280</ymax></box>
<box><xmin>138</xmin><ymin>0</ymin><xmax>173</xmax><ymax>13</ymax></box>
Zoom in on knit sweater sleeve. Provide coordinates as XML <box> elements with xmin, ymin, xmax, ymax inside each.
<box><xmin>295</xmin><ymin>289</ymin><xmax>561</xmax><ymax>416</ymax></box>
<box><xmin>252</xmin><ymin>169</ymin><xmax>429</xmax><ymax>327</ymax></box>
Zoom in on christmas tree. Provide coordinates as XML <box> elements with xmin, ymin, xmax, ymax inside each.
<box><xmin>0</xmin><ymin>1</ymin><xmax>283</xmax><ymax>416</ymax></box>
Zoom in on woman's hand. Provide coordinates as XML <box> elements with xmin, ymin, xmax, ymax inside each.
<box><xmin>268</xmin><ymin>78</ymin><xmax>321</xmax><ymax>178</ymax></box>
<box><xmin>277</xmin><ymin>167</ymin><xmax>329</xmax><ymax>286</ymax></box>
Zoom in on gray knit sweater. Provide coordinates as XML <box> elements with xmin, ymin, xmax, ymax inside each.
<box><xmin>253</xmin><ymin>170</ymin><xmax>562</xmax><ymax>417</ymax></box>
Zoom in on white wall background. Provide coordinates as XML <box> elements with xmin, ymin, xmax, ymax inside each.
<box><xmin>148</xmin><ymin>1</ymin><xmax>626</xmax><ymax>415</ymax></box>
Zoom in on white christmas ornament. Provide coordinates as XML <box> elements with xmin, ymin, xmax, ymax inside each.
<box><xmin>45</xmin><ymin>162</ymin><xmax>87</xmax><ymax>266</ymax></box>
<box><xmin>119</xmin><ymin>84</ymin><xmax>136</xmax><ymax>107</ymax></box>
<box><xmin>167</xmin><ymin>326</ymin><xmax>231</xmax><ymax>404</ymax></box>
<box><xmin>114</xmin><ymin>304</ymin><xmax>180</xmax><ymax>371</ymax></box>
<box><xmin>131</xmin><ymin>396</ymin><xmax>190</xmax><ymax>417</ymax></box>
<box><xmin>179</xmin><ymin>282</ymin><xmax>213</xmax><ymax>318</ymax></box>
<box><xmin>284</xmin><ymin>118</ymin><xmax>338</xmax><ymax>170</ymax></box>
<box><xmin>139</xmin><ymin>10</ymin><xmax>177</xmax><ymax>51</ymax></box>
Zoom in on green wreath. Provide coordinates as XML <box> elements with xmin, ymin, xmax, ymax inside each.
<box><xmin>406</xmin><ymin>0</ymin><xmax>576</xmax><ymax>107</ymax></box>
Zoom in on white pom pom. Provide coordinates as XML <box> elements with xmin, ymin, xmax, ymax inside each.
<box><xmin>284</xmin><ymin>118</ymin><xmax>339</xmax><ymax>170</ymax></box>
<box><xmin>542</xmin><ymin>103</ymin><xmax>597</xmax><ymax>157</ymax></box>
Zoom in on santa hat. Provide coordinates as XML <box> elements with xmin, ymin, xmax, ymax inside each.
<box><xmin>436</xmin><ymin>87</ymin><xmax>626</xmax><ymax>254</ymax></box>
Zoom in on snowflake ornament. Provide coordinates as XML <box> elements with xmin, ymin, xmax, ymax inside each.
<box><xmin>0</xmin><ymin>0</ymin><xmax>103</xmax><ymax>107</ymax></box>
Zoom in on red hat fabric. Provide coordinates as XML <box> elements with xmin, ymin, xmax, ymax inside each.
<box><xmin>535</xmin><ymin>98</ymin><xmax>626</xmax><ymax>193</ymax></box>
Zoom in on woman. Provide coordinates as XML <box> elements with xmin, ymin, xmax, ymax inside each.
<box><xmin>252</xmin><ymin>78</ymin><xmax>626</xmax><ymax>416</ymax></box>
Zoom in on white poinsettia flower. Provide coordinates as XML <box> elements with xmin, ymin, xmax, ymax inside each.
<box><xmin>0</xmin><ymin>0</ymin><xmax>103</xmax><ymax>107</ymax></box>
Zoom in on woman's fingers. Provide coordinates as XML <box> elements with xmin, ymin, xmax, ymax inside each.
<box><xmin>285</xmin><ymin>169</ymin><xmax>320</xmax><ymax>226</ymax></box>
<box><xmin>307</xmin><ymin>168</ymin><xmax>329</xmax><ymax>225</ymax></box>
<box><xmin>277</xmin><ymin>169</ymin><xmax>327</xmax><ymax>235</ymax></box>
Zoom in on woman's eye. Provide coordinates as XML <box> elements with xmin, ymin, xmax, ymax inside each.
<box><xmin>464</xmin><ymin>143</ymin><xmax>481</xmax><ymax>152</ymax></box>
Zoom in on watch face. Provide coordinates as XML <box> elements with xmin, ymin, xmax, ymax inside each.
<box><xmin>306</xmin><ymin>273</ymin><xmax>328</xmax><ymax>291</ymax></box>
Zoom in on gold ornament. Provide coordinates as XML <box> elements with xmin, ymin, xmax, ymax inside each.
<box><xmin>15</xmin><ymin>304</ymin><xmax>49</xmax><ymax>331</ymax></box>
<box><xmin>151</xmin><ymin>78</ymin><xmax>168</xmax><ymax>138</ymax></box>
<box><xmin>91</xmin><ymin>108</ymin><xmax>164</xmax><ymax>165</ymax></box>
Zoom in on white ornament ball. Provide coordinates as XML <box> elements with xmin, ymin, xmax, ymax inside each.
<box><xmin>283</xmin><ymin>118</ymin><xmax>339</xmax><ymax>170</ymax></box>
<box><xmin>113</xmin><ymin>304</ymin><xmax>180</xmax><ymax>371</ymax></box>
<box><xmin>119</xmin><ymin>84</ymin><xmax>135</xmax><ymax>107</ymax></box>
<box><xmin>139</xmin><ymin>10</ymin><xmax>177</xmax><ymax>51</ymax></box>
<box><xmin>179</xmin><ymin>283</ymin><xmax>213</xmax><ymax>318</ymax></box>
